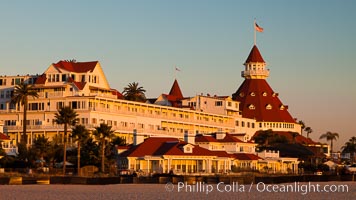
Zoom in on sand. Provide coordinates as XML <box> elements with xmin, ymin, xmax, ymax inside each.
<box><xmin>0</xmin><ymin>182</ymin><xmax>355</xmax><ymax>200</ymax></box>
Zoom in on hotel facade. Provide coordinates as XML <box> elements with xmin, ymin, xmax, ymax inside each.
<box><xmin>0</xmin><ymin>45</ymin><xmax>301</xmax><ymax>147</ymax></box>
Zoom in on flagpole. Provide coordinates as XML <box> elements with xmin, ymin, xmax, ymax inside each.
<box><xmin>254</xmin><ymin>19</ymin><xmax>256</xmax><ymax>45</ymax></box>
<box><xmin>174</xmin><ymin>65</ymin><xmax>176</xmax><ymax>80</ymax></box>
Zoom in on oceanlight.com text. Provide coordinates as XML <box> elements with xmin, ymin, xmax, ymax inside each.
<box><xmin>165</xmin><ymin>182</ymin><xmax>349</xmax><ymax>195</ymax></box>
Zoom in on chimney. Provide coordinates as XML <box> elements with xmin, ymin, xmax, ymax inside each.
<box><xmin>184</xmin><ymin>131</ymin><xmax>195</xmax><ymax>145</ymax></box>
<box><xmin>133</xmin><ymin>129</ymin><xmax>144</xmax><ymax>146</ymax></box>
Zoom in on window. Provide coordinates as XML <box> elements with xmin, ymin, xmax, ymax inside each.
<box><xmin>266</xmin><ymin>104</ymin><xmax>272</xmax><ymax>110</ymax></box>
<box><xmin>215</xmin><ymin>101</ymin><xmax>223</xmax><ymax>106</ymax></box>
<box><xmin>62</xmin><ymin>74</ymin><xmax>67</xmax><ymax>82</ymax></box>
<box><xmin>241</xmin><ymin>121</ymin><xmax>245</xmax><ymax>127</ymax></box>
<box><xmin>235</xmin><ymin>120</ymin><xmax>239</xmax><ymax>126</ymax></box>
<box><xmin>228</xmin><ymin>102</ymin><xmax>232</xmax><ymax>107</ymax></box>
<box><xmin>250</xmin><ymin>92</ymin><xmax>255</xmax><ymax>96</ymax></box>
<box><xmin>248</xmin><ymin>104</ymin><xmax>255</xmax><ymax>110</ymax></box>
<box><xmin>262</xmin><ymin>92</ymin><xmax>267</xmax><ymax>96</ymax></box>
<box><xmin>239</xmin><ymin>92</ymin><xmax>245</xmax><ymax>97</ymax></box>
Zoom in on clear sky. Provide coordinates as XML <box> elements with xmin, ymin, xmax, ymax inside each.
<box><xmin>0</xmin><ymin>0</ymin><xmax>355</xmax><ymax>151</ymax></box>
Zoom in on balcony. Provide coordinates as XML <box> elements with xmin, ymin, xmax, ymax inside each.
<box><xmin>241</xmin><ymin>70</ymin><xmax>269</xmax><ymax>77</ymax></box>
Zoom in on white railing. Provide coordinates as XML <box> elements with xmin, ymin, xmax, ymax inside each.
<box><xmin>241</xmin><ymin>70</ymin><xmax>269</xmax><ymax>77</ymax></box>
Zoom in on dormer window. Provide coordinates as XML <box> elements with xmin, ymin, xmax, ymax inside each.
<box><xmin>183</xmin><ymin>144</ymin><xmax>194</xmax><ymax>153</ymax></box>
<box><xmin>248</xmin><ymin>104</ymin><xmax>255</xmax><ymax>110</ymax></box>
<box><xmin>266</xmin><ymin>104</ymin><xmax>272</xmax><ymax>110</ymax></box>
<box><xmin>239</xmin><ymin>92</ymin><xmax>245</xmax><ymax>97</ymax></box>
<box><xmin>250</xmin><ymin>92</ymin><xmax>255</xmax><ymax>96</ymax></box>
<box><xmin>272</xmin><ymin>92</ymin><xmax>278</xmax><ymax>97</ymax></box>
<box><xmin>280</xmin><ymin>105</ymin><xmax>285</xmax><ymax>110</ymax></box>
<box><xmin>262</xmin><ymin>92</ymin><xmax>267</xmax><ymax>96</ymax></box>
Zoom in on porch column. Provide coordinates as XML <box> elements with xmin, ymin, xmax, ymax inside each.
<box><xmin>147</xmin><ymin>159</ymin><xmax>150</xmax><ymax>173</ymax></box>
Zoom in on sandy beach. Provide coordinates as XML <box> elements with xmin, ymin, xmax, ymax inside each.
<box><xmin>0</xmin><ymin>182</ymin><xmax>355</xmax><ymax>200</ymax></box>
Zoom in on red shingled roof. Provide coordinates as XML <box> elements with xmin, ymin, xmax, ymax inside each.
<box><xmin>245</xmin><ymin>45</ymin><xmax>265</xmax><ymax>63</ymax></box>
<box><xmin>34</xmin><ymin>74</ymin><xmax>47</xmax><ymax>84</ymax></box>
<box><xmin>232</xmin><ymin>153</ymin><xmax>261</xmax><ymax>160</ymax></box>
<box><xmin>233</xmin><ymin>79</ymin><xmax>295</xmax><ymax>123</ymax></box>
<box><xmin>53</xmin><ymin>61</ymin><xmax>98</xmax><ymax>73</ymax></box>
<box><xmin>218</xmin><ymin>134</ymin><xmax>244</xmax><ymax>143</ymax></box>
<box><xmin>169</xmin><ymin>79</ymin><xmax>183</xmax><ymax>100</ymax></box>
<box><xmin>120</xmin><ymin>137</ymin><xmax>230</xmax><ymax>157</ymax></box>
<box><xmin>0</xmin><ymin>133</ymin><xmax>10</xmax><ymax>140</ymax></box>
<box><xmin>195</xmin><ymin>135</ymin><xmax>218</xmax><ymax>143</ymax></box>
<box><xmin>111</xmin><ymin>89</ymin><xmax>124</xmax><ymax>99</ymax></box>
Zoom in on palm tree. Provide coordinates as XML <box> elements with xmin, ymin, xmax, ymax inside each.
<box><xmin>319</xmin><ymin>131</ymin><xmax>339</xmax><ymax>154</ymax></box>
<box><xmin>304</xmin><ymin>127</ymin><xmax>313</xmax><ymax>138</ymax></box>
<box><xmin>11</xmin><ymin>82</ymin><xmax>39</xmax><ymax>146</ymax></box>
<box><xmin>342</xmin><ymin>137</ymin><xmax>356</xmax><ymax>163</ymax></box>
<box><xmin>298</xmin><ymin>120</ymin><xmax>305</xmax><ymax>136</ymax></box>
<box><xmin>94</xmin><ymin>123</ymin><xmax>114</xmax><ymax>173</ymax></box>
<box><xmin>122</xmin><ymin>82</ymin><xmax>146</xmax><ymax>102</ymax></box>
<box><xmin>54</xmin><ymin>106</ymin><xmax>78</xmax><ymax>175</ymax></box>
<box><xmin>71</xmin><ymin>125</ymin><xmax>89</xmax><ymax>176</ymax></box>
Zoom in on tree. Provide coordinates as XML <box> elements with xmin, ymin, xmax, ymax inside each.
<box><xmin>319</xmin><ymin>131</ymin><xmax>339</xmax><ymax>154</ymax></box>
<box><xmin>11</xmin><ymin>82</ymin><xmax>39</xmax><ymax>146</ymax></box>
<box><xmin>305</xmin><ymin>127</ymin><xmax>313</xmax><ymax>138</ymax></box>
<box><xmin>289</xmin><ymin>132</ymin><xmax>299</xmax><ymax>143</ymax></box>
<box><xmin>342</xmin><ymin>136</ymin><xmax>356</xmax><ymax>164</ymax></box>
<box><xmin>298</xmin><ymin>120</ymin><xmax>305</xmax><ymax>136</ymax></box>
<box><xmin>254</xmin><ymin>129</ymin><xmax>274</xmax><ymax>150</ymax></box>
<box><xmin>94</xmin><ymin>123</ymin><xmax>114</xmax><ymax>173</ymax></box>
<box><xmin>71</xmin><ymin>125</ymin><xmax>89</xmax><ymax>176</ymax></box>
<box><xmin>54</xmin><ymin>106</ymin><xmax>78</xmax><ymax>175</ymax></box>
<box><xmin>122</xmin><ymin>82</ymin><xmax>146</xmax><ymax>102</ymax></box>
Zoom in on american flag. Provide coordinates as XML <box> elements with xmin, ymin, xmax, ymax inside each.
<box><xmin>255</xmin><ymin>22</ymin><xmax>264</xmax><ymax>32</ymax></box>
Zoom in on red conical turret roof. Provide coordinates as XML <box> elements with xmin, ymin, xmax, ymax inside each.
<box><xmin>169</xmin><ymin>79</ymin><xmax>183</xmax><ymax>100</ymax></box>
<box><xmin>232</xmin><ymin>79</ymin><xmax>295</xmax><ymax>123</ymax></box>
<box><xmin>245</xmin><ymin>45</ymin><xmax>265</xmax><ymax>63</ymax></box>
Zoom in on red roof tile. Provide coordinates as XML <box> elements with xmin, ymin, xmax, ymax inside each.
<box><xmin>53</xmin><ymin>61</ymin><xmax>98</xmax><ymax>73</ymax></box>
<box><xmin>245</xmin><ymin>45</ymin><xmax>265</xmax><ymax>63</ymax></box>
<box><xmin>120</xmin><ymin>137</ymin><xmax>178</xmax><ymax>157</ymax></box>
<box><xmin>111</xmin><ymin>89</ymin><xmax>124</xmax><ymax>99</ymax></box>
<box><xmin>195</xmin><ymin>135</ymin><xmax>218</xmax><ymax>143</ymax></box>
<box><xmin>66</xmin><ymin>77</ymin><xmax>86</xmax><ymax>90</ymax></box>
<box><xmin>0</xmin><ymin>133</ymin><xmax>10</xmax><ymax>140</ymax></box>
<box><xmin>169</xmin><ymin>79</ymin><xmax>183</xmax><ymax>100</ymax></box>
<box><xmin>120</xmin><ymin>137</ymin><xmax>230</xmax><ymax>158</ymax></box>
<box><xmin>218</xmin><ymin>134</ymin><xmax>244</xmax><ymax>143</ymax></box>
<box><xmin>34</xmin><ymin>74</ymin><xmax>47</xmax><ymax>84</ymax></box>
<box><xmin>232</xmin><ymin>79</ymin><xmax>295</xmax><ymax>123</ymax></box>
<box><xmin>232</xmin><ymin>153</ymin><xmax>261</xmax><ymax>160</ymax></box>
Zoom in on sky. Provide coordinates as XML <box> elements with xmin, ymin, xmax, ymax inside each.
<box><xmin>0</xmin><ymin>0</ymin><xmax>355</xmax><ymax>151</ymax></box>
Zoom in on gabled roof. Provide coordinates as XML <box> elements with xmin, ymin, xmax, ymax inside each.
<box><xmin>232</xmin><ymin>79</ymin><xmax>295</xmax><ymax>123</ymax></box>
<box><xmin>245</xmin><ymin>45</ymin><xmax>265</xmax><ymax>63</ymax></box>
<box><xmin>169</xmin><ymin>79</ymin><xmax>183</xmax><ymax>100</ymax></box>
<box><xmin>120</xmin><ymin>137</ymin><xmax>229</xmax><ymax>157</ymax></box>
<box><xmin>120</xmin><ymin>137</ymin><xmax>178</xmax><ymax>157</ymax></box>
<box><xmin>53</xmin><ymin>61</ymin><xmax>98</xmax><ymax>73</ymax></box>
